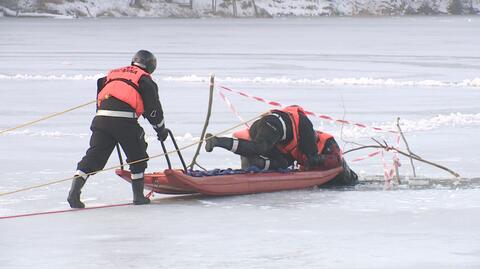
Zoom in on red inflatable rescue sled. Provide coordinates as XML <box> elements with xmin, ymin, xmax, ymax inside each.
<box><xmin>115</xmin><ymin>167</ymin><xmax>342</xmax><ymax>196</ymax></box>
<box><xmin>114</xmin><ymin>129</ymin><xmax>342</xmax><ymax>196</ymax></box>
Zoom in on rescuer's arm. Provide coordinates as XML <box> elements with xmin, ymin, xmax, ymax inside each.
<box><xmin>298</xmin><ymin>114</ymin><xmax>318</xmax><ymax>159</ymax></box>
<box><xmin>320</xmin><ymin>138</ymin><xmax>342</xmax><ymax>170</ymax></box>
<box><xmin>138</xmin><ymin>76</ymin><xmax>168</xmax><ymax>141</ymax></box>
<box><xmin>95</xmin><ymin>77</ymin><xmax>107</xmax><ymax>111</ymax></box>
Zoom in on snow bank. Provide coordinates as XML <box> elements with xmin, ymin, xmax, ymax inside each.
<box><xmin>0</xmin><ymin>5</ymin><xmax>74</xmax><ymax>18</ymax></box>
<box><xmin>2</xmin><ymin>73</ymin><xmax>480</xmax><ymax>88</ymax></box>
<box><xmin>4</xmin><ymin>0</ymin><xmax>480</xmax><ymax>18</ymax></box>
<box><xmin>0</xmin><ymin>74</ymin><xmax>104</xmax><ymax>81</ymax></box>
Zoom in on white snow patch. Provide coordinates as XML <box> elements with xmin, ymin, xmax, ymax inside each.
<box><xmin>3</xmin><ymin>73</ymin><xmax>480</xmax><ymax>88</ymax></box>
<box><xmin>4</xmin><ymin>129</ymin><xmax>90</xmax><ymax>138</ymax></box>
<box><xmin>316</xmin><ymin>113</ymin><xmax>480</xmax><ymax>139</ymax></box>
<box><xmin>0</xmin><ymin>73</ymin><xmax>104</xmax><ymax>81</ymax></box>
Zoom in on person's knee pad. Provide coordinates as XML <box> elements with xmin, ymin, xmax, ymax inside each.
<box><xmin>243</xmin><ymin>156</ymin><xmax>290</xmax><ymax>170</ymax></box>
<box><xmin>240</xmin><ymin>156</ymin><xmax>251</xmax><ymax>170</ymax></box>
<box><xmin>242</xmin><ymin>156</ymin><xmax>268</xmax><ymax>170</ymax></box>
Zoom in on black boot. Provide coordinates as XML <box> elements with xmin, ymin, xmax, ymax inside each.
<box><xmin>132</xmin><ymin>178</ymin><xmax>150</xmax><ymax>205</ymax></box>
<box><xmin>67</xmin><ymin>176</ymin><xmax>86</xmax><ymax>209</ymax></box>
<box><xmin>205</xmin><ymin>133</ymin><xmax>234</xmax><ymax>153</ymax></box>
<box><xmin>204</xmin><ymin>133</ymin><xmax>216</xmax><ymax>152</ymax></box>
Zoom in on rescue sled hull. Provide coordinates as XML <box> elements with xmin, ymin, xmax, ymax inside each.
<box><xmin>116</xmin><ymin>167</ymin><xmax>342</xmax><ymax>196</ymax></box>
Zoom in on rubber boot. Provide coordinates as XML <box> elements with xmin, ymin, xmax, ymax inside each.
<box><xmin>205</xmin><ymin>133</ymin><xmax>233</xmax><ymax>152</ymax></box>
<box><xmin>67</xmin><ymin>176</ymin><xmax>86</xmax><ymax>209</ymax></box>
<box><xmin>204</xmin><ymin>133</ymin><xmax>216</xmax><ymax>152</ymax></box>
<box><xmin>132</xmin><ymin>178</ymin><xmax>150</xmax><ymax>205</ymax></box>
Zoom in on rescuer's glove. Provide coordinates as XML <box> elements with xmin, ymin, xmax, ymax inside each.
<box><xmin>156</xmin><ymin>127</ymin><xmax>169</xmax><ymax>142</ymax></box>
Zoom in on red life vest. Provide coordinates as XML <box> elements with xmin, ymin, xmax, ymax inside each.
<box><xmin>233</xmin><ymin>128</ymin><xmax>251</xmax><ymax>140</ymax></box>
<box><xmin>97</xmin><ymin>65</ymin><xmax>151</xmax><ymax>117</ymax></box>
<box><xmin>274</xmin><ymin>105</ymin><xmax>304</xmax><ymax>159</ymax></box>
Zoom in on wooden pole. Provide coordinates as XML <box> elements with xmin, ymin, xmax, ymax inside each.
<box><xmin>188</xmin><ymin>74</ymin><xmax>215</xmax><ymax>171</ymax></box>
<box><xmin>396</xmin><ymin>117</ymin><xmax>417</xmax><ymax>177</ymax></box>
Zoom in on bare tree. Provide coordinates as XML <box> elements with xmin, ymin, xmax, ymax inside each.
<box><xmin>448</xmin><ymin>0</ymin><xmax>464</xmax><ymax>14</ymax></box>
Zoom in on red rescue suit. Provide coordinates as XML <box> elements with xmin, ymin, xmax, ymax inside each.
<box><xmin>97</xmin><ymin>65</ymin><xmax>151</xmax><ymax>117</ymax></box>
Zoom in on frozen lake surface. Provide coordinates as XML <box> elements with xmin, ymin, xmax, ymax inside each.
<box><xmin>0</xmin><ymin>17</ymin><xmax>480</xmax><ymax>268</ymax></box>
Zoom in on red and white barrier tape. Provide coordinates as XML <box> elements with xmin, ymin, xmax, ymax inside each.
<box><xmin>380</xmin><ymin>133</ymin><xmax>402</xmax><ymax>187</ymax></box>
<box><xmin>217</xmin><ymin>84</ymin><xmax>403</xmax><ymax>166</ymax></box>
<box><xmin>381</xmin><ymin>150</ymin><xmax>393</xmax><ymax>188</ymax></box>
<box><xmin>218</xmin><ymin>90</ymin><xmax>250</xmax><ymax>127</ymax></box>
<box><xmin>218</xmin><ymin>85</ymin><xmax>398</xmax><ymax>134</ymax></box>
<box><xmin>351</xmin><ymin>150</ymin><xmax>381</xmax><ymax>163</ymax></box>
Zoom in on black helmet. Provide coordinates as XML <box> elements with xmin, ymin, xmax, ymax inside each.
<box><xmin>131</xmin><ymin>50</ymin><xmax>157</xmax><ymax>74</ymax></box>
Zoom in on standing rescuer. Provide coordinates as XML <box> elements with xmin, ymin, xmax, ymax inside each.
<box><xmin>67</xmin><ymin>50</ymin><xmax>168</xmax><ymax>208</ymax></box>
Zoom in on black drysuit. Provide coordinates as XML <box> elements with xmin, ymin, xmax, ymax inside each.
<box><xmin>76</xmin><ymin>75</ymin><xmax>165</xmax><ymax>176</ymax></box>
<box><xmin>235</xmin><ymin>110</ymin><xmax>318</xmax><ymax>169</ymax></box>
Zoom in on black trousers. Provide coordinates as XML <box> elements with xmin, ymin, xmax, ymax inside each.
<box><xmin>77</xmin><ymin>116</ymin><xmax>149</xmax><ymax>176</ymax></box>
<box><xmin>237</xmin><ymin>115</ymin><xmax>293</xmax><ymax>169</ymax></box>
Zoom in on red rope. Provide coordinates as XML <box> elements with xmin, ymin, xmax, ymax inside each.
<box><xmin>0</xmin><ymin>202</ymin><xmax>132</xmax><ymax>220</ymax></box>
<box><xmin>146</xmin><ymin>189</ymin><xmax>154</xmax><ymax>198</ymax></box>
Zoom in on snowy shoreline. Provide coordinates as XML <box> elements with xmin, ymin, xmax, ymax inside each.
<box><xmin>2</xmin><ymin>0</ymin><xmax>480</xmax><ymax>19</ymax></box>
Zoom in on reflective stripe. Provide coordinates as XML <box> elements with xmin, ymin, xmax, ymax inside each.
<box><xmin>231</xmin><ymin>139</ymin><xmax>239</xmax><ymax>153</ymax></box>
<box><xmin>74</xmin><ymin>170</ymin><xmax>88</xmax><ymax>180</ymax></box>
<box><xmin>272</xmin><ymin>113</ymin><xmax>287</xmax><ymax>141</ymax></box>
<box><xmin>96</xmin><ymin>110</ymin><xmax>137</xmax><ymax>119</ymax></box>
<box><xmin>152</xmin><ymin>119</ymin><xmax>165</xmax><ymax>129</ymax></box>
<box><xmin>262</xmin><ymin>157</ymin><xmax>271</xmax><ymax>171</ymax></box>
<box><xmin>131</xmin><ymin>173</ymin><xmax>144</xmax><ymax>180</ymax></box>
